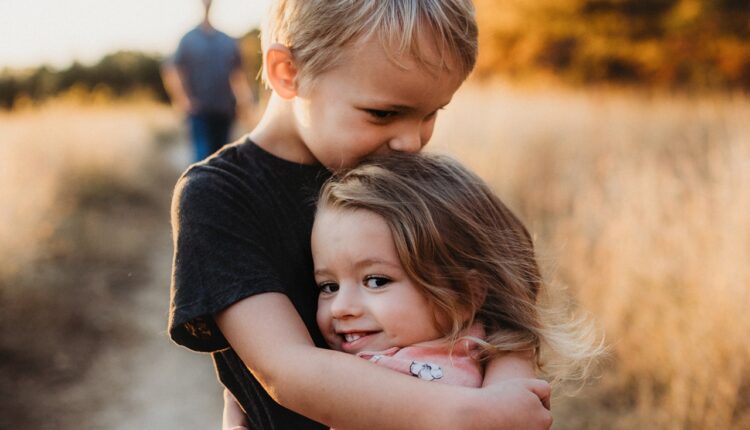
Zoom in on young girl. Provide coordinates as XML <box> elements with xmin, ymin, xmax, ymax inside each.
<box><xmin>224</xmin><ymin>152</ymin><xmax>602</xmax><ymax>429</ymax></box>
<box><xmin>313</xmin><ymin>152</ymin><xmax>601</xmax><ymax>387</ymax></box>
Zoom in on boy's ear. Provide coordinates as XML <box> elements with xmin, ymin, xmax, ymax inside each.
<box><xmin>265</xmin><ymin>43</ymin><xmax>298</xmax><ymax>99</ymax></box>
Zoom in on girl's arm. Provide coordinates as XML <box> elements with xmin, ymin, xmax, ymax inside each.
<box><xmin>222</xmin><ymin>388</ymin><xmax>249</xmax><ymax>430</ymax></box>
<box><xmin>483</xmin><ymin>351</ymin><xmax>551</xmax><ymax>410</ymax></box>
<box><xmin>216</xmin><ymin>292</ymin><xmax>552</xmax><ymax>430</ymax></box>
<box><xmin>484</xmin><ymin>350</ymin><xmax>536</xmax><ymax>381</ymax></box>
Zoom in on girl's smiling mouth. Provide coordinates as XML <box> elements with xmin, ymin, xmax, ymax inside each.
<box><xmin>337</xmin><ymin>331</ymin><xmax>381</xmax><ymax>352</ymax></box>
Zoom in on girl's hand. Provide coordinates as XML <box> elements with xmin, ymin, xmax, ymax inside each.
<box><xmin>222</xmin><ymin>388</ymin><xmax>249</xmax><ymax>430</ymax></box>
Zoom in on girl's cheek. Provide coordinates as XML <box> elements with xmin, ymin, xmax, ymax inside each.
<box><xmin>315</xmin><ymin>306</ymin><xmax>330</xmax><ymax>330</ymax></box>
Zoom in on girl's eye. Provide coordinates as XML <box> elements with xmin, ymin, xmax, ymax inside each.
<box><xmin>365</xmin><ymin>109</ymin><xmax>398</xmax><ymax>120</ymax></box>
<box><xmin>318</xmin><ymin>282</ymin><xmax>339</xmax><ymax>294</ymax></box>
<box><xmin>364</xmin><ymin>276</ymin><xmax>391</xmax><ymax>289</ymax></box>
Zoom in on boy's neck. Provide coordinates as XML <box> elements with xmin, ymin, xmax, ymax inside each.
<box><xmin>249</xmin><ymin>94</ymin><xmax>318</xmax><ymax>166</ymax></box>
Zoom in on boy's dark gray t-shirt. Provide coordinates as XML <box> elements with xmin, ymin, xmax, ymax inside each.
<box><xmin>169</xmin><ymin>138</ymin><xmax>329</xmax><ymax>429</ymax></box>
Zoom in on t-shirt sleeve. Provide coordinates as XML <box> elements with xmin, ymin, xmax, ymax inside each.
<box><xmin>168</xmin><ymin>168</ymin><xmax>288</xmax><ymax>352</ymax></box>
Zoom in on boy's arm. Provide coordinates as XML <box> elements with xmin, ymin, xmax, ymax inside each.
<box><xmin>216</xmin><ymin>292</ymin><xmax>552</xmax><ymax>430</ymax></box>
<box><xmin>160</xmin><ymin>64</ymin><xmax>192</xmax><ymax>114</ymax></box>
<box><xmin>229</xmin><ymin>69</ymin><xmax>253</xmax><ymax>126</ymax></box>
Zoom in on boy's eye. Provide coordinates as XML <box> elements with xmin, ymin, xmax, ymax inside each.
<box><xmin>318</xmin><ymin>282</ymin><xmax>339</xmax><ymax>294</ymax></box>
<box><xmin>425</xmin><ymin>107</ymin><xmax>445</xmax><ymax>121</ymax></box>
<box><xmin>364</xmin><ymin>109</ymin><xmax>398</xmax><ymax>120</ymax></box>
<box><xmin>364</xmin><ymin>276</ymin><xmax>391</xmax><ymax>289</ymax></box>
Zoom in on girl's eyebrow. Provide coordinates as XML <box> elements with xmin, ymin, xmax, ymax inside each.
<box><xmin>354</xmin><ymin>258</ymin><xmax>401</xmax><ymax>270</ymax></box>
<box><xmin>314</xmin><ymin>259</ymin><xmax>402</xmax><ymax>277</ymax></box>
<box><xmin>314</xmin><ymin>268</ymin><xmax>331</xmax><ymax>277</ymax></box>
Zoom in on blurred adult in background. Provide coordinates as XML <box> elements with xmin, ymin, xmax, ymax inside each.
<box><xmin>162</xmin><ymin>0</ymin><xmax>253</xmax><ymax>162</ymax></box>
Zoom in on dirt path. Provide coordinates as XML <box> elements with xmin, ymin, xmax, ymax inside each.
<box><xmin>81</xmin><ymin>143</ymin><xmax>224</xmax><ymax>429</ymax></box>
<box><xmin>85</xmin><ymin>235</ymin><xmax>223</xmax><ymax>429</ymax></box>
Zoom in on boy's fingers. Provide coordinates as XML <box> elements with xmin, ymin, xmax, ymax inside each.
<box><xmin>541</xmin><ymin>392</ymin><xmax>551</xmax><ymax>410</ymax></box>
<box><xmin>525</xmin><ymin>379</ymin><xmax>552</xmax><ymax>410</ymax></box>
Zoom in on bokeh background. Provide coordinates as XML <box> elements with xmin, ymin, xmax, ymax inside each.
<box><xmin>2</xmin><ymin>1</ymin><xmax>748</xmax><ymax>429</ymax></box>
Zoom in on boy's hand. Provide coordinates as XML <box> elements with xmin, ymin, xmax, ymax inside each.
<box><xmin>472</xmin><ymin>350</ymin><xmax>551</xmax><ymax>428</ymax></box>
<box><xmin>222</xmin><ymin>388</ymin><xmax>249</xmax><ymax>430</ymax></box>
<box><xmin>469</xmin><ymin>378</ymin><xmax>552</xmax><ymax>430</ymax></box>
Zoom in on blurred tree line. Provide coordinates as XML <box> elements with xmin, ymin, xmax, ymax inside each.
<box><xmin>0</xmin><ymin>51</ymin><xmax>167</xmax><ymax>109</ymax></box>
<box><xmin>4</xmin><ymin>3</ymin><xmax>749</xmax><ymax>106</ymax></box>
<box><xmin>475</xmin><ymin>0</ymin><xmax>750</xmax><ymax>89</ymax></box>
<box><xmin>0</xmin><ymin>30</ymin><xmax>263</xmax><ymax>110</ymax></box>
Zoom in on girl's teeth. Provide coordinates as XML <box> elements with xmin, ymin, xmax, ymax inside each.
<box><xmin>344</xmin><ymin>333</ymin><xmax>362</xmax><ymax>342</ymax></box>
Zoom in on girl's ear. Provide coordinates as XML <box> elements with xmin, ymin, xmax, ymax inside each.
<box><xmin>265</xmin><ymin>43</ymin><xmax>298</xmax><ymax>99</ymax></box>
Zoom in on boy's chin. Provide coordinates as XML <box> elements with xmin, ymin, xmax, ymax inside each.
<box><xmin>319</xmin><ymin>157</ymin><xmax>358</xmax><ymax>170</ymax></box>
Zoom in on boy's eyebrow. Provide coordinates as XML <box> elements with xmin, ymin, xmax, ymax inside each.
<box><xmin>356</xmin><ymin>102</ymin><xmax>413</xmax><ymax>111</ymax></box>
<box><xmin>359</xmin><ymin>100</ymin><xmax>452</xmax><ymax>112</ymax></box>
<box><xmin>384</xmin><ymin>104</ymin><xmax>412</xmax><ymax>111</ymax></box>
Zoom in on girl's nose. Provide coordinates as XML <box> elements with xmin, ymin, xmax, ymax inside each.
<box><xmin>329</xmin><ymin>287</ymin><xmax>363</xmax><ymax>319</ymax></box>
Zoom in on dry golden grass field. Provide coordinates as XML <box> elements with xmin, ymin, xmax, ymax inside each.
<box><xmin>0</xmin><ymin>95</ymin><xmax>184</xmax><ymax>428</ymax></box>
<box><xmin>431</xmin><ymin>83</ymin><xmax>750</xmax><ymax>429</ymax></box>
<box><xmin>1</xmin><ymin>84</ymin><xmax>748</xmax><ymax>429</ymax></box>
<box><xmin>0</xmin><ymin>94</ymin><xmax>178</xmax><ymax>280</ymax></box>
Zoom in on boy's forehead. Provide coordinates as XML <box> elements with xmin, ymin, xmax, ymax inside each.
<box><xmin>343</xmin><ymin>31</ymin><xmax>464</xmax><ymax>80</ymax></box>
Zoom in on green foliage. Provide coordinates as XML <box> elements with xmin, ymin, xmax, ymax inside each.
<box><xmin>0</xmin><ymin>30</ymin><xmax>265</xmax><ymax>109</ymax></box>
<box><xmin>476</xmin><ymin>0</ymin><xmax>750</xmax><ymax>89</ymax></box>
<box><xmin>239</xmin><ymin>29</ymin><xmax>264</xmax><ymax>102</ymax></box>
<box><xmin>0</xmin><ymin>51</ymin><xmax>169</xmax><ymax>108</ymax></box>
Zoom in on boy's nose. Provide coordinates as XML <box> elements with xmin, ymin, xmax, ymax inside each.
<box><xmin>388</xmin><ymin>119</ymin><xmax>435</xmax><ymax>153</ymax></box>
<box><xmin>329</xmin><ymin>287</ymin><xmax>364</xmax><ymax>319</ymax></box>
<box><xmin>388</xmin><ymin>128</ymin><xmax>424</xmax><ymax>153</ymax></box>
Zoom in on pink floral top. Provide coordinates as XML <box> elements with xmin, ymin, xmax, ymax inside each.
<box><xmin>356</xmin><ymin>325</ymin><xmax>485</xmax><ymax>388</ymax></box>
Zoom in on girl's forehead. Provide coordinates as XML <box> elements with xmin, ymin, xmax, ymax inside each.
<box><xmin>315</xmin><ymin>206</ymin><xmax>378</xmax><ymax>223</ymax></box>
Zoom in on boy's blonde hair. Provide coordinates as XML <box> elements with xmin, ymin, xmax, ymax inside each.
<box><xmin>318</xmin><ymin>153</ymin><xmax>603</xmax><ymax>385</ymax></box>
<box><xmin>261</xmin><ymin>0</ymin><xmax>477</xmax><ymax>84</ymax></box>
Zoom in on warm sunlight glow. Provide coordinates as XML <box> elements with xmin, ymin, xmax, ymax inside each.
<box><xmin>1</xmin><ymin>0</ymin><xmax>271</xmax><ymax>69</ymax></box>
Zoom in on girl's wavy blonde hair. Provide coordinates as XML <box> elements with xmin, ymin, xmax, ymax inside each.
<box><xmin>261</xmin><ymin>0</ymin><xmax>478</xmax><ymax>85</ymax></box>
<box><xmin>318</xmin><ymin>153</ymin><xmax>603</xmax><ymax>385</ymax></box>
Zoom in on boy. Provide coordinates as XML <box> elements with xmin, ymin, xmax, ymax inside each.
<box><xmin>169</xmin><ymin>1</ymin><xmax>553</xmax><ymax>429</ymax></box>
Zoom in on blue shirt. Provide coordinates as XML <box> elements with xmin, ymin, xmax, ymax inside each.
<box><xmin>172</xmin><ymin>26</ymin><xmax>241</xmax><ymax>115</ymax></box>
